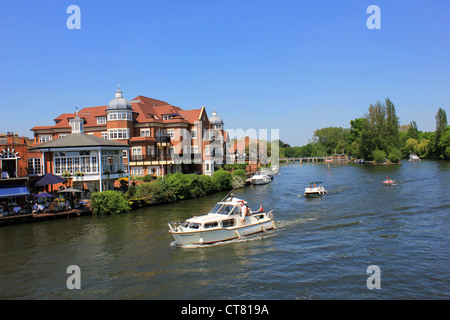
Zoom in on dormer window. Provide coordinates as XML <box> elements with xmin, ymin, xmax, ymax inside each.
<box><xmin>162</xmin><ymin>115</ymin><xmax>173</xmax><ymax>120</ymax></box>
<box><xmin>97</xmin><ymin>116</ymin><xmax>107</xmax><ymax>124</ymax></box>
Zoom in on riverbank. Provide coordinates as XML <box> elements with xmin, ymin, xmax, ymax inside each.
<box><xmin>0</xmin><ymin>170</ymin><xmax>247</xmax><ymax>226</ymax></box>
<box><xmin>0</xmin><ymin>206</ymin><xmax>93</xmax><ymax>226</ymax></box>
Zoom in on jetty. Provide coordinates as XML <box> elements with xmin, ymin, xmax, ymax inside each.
<box><xmin>0</xmin><ymin>206</ymin><xmax>93</xmax><ymax>226</ymax></box>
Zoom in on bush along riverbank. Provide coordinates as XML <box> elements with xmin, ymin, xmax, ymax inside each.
<box><xmin>90</xmin><ymin>170</ymin><xmax>246</xmax><ymax>215</ymax></box>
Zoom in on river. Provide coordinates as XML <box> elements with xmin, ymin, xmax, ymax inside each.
<box><xmin>0</xmin><ymin>160</ymin><xmax>449</xmax><ymax>300</ymax></box>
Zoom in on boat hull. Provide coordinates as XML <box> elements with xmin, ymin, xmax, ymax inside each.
<box><xmin>251</xmin><ymin>178</ymin><xmax>271</xmax><ymax>185</ymax></box>
<box><xmin>170</xmin><ymin>218</ymin><xmax>275</xmax><ymax>246</ymax></box>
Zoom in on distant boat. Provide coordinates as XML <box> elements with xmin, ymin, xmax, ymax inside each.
<box><xmin>409</xmin><ymin>154</ymin><xmax>421</xmax><ymax>162</ymax></box>
<box><xmin>383</xmin><ymin>176</ymin><xmax>395</xmax><ymax>185</ymax></box>
<box><xmin>304</xmin><ymin>181</ymin><xmax>327</xmax><ymax>197</ymax></box>
<box><xmin>249</xmin><ymin>172</ymin><xmax>271</xmax><ymax>185</ymax></box>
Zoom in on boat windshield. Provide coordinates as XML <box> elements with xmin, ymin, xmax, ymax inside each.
<box><xmin>209</xmin><ymin>203</ymin><xmax>237</xmax><ymax>215</ymax></box>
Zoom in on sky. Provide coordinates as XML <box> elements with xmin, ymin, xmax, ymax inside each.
<box><xmin>0</xmin><ymin>0</ymin><xmax>449</xmax><ymax>146</ymax></box>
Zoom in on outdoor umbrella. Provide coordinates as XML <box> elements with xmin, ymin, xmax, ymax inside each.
<box><xmin>34</xmin><ymin>192</ymin><xmax>54</xmax><ymax>198</ymax></box>
<box><xmin>30</xmin><ymin>173</ymin><xmax>67</xmax><ymax>187</ymax></box>
<box><xmin>57</xmin><ymin>188</ymin><xmax>82</xmax><ymax>193</ymax></box>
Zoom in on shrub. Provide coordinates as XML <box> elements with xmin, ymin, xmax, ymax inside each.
<box><xmin>189</xmin><ymin>176</ymin><xmax>206</xmax><ymax>198</ymax></box>
<box><xmin>213</xmin><ymin>170</ymin><xmax>232</xmax><ymax>191</ymax></box>
<box><xmin>142</xmin><ymin>174</ymin><xmax>154</xmax><ymax>182</ymax></box>
<box><xmin>91</xmin><ymin>190</ymin><xmax>131</xmax><ymax>215</ymax></box>
<box><xmin>232</xmin><ymin>169</ymin><xmax>247</xmax><ymax>181</ymax></box>
<box><xmin>372</xmin><ymin>149</ymin><xmax>387</xmax><ymax>163</ymax></box>
<box><xmin>165</xmin><ymin>172</ymin><xmax>191</xmax><ymax>200</ymax></box>
<box><xmin>388</xmin><ymin>147</ymin><xmax>402</xmax><ymax>163</ymax></box>
<box><xmin>197</xmin><ymin>175</ymin><xmax>217</xmax><ymax>194</ymax></box>
<box><xmin>136</xmin><ymin>180</ymin><xmax>176</xmax><ymax>205</ymax></box>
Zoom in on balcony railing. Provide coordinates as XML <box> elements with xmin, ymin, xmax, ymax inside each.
<box><xmin>156</xmin><ymin>135</ymin><xmax>171</xmax><ymax>143</ymax></box>
<box><xmin>129</xmin><ymin>154</ymin><xmax>172</xmax><ymax>162</ymax></box>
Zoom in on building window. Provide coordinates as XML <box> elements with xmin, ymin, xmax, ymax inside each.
<box><xmin>162</xmin><ymin>115</ymin><xmax>173</xmax><ymax>120</ymax></box>
<box><xmin>28</xmin><ymin>158</ymin><xmax>42</xmax><ymax>175</ymax></box>
<box><xmin>101</xmin><ymin>150</ymin><xmax>124</xmax><ymax>174</ymax></box>
<box><xmin>191</xmin><ymin>128</ymin><xmax>197</xmax><ymax>139</ymax></box>
<box><xmin>131</xmin><ymin>167</ymin><xmax>143</xmax><ymax>177</ymax></box>
<box><xmin>101</xmin><ymin>132</ymin><xmax>108</xmax><ymax>139</ymax></box>
<box><xmin>166</xmin><ymin>129</ymin><xmax>174</xmax><ymax>139</ymax></box>
<box><xmin>108</xmin><ymin>129</ymin><xmax>130</xmax><ymax>140</ymax></box>
<box><xmin>107</xmin><ymin>111</ymin><xmax>131</xmax><ymax>121</ymax></box>
<box><xmin>53</xmin><ymin>151</ymin><xmax>99</xmax><ymax>175</ymax></box>
<box><xmin>97</xmin><ymin>117</ymin><xmax>107</xmax><ymax>124</ymax></box>
<box><xmin>39</xmin><ymin>135</ymin><xmax>52</xmax><ymax>143</ymax></box>
<box><xmin>131</xmin><ymin>147</ymin><xmax>142</xmax><ymax>160</ymax></box>
<box><xmin>140</xmin><ymin>129</ymin><xmax>151</xmax><ymax>137</ymax></box>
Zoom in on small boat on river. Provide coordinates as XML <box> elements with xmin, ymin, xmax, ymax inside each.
<box><xmin>409</xmin><ymin>154</ymin><xmax>421</xmax><ymax>162</ymax></box>
<box><xmin>304</xmin><ymin>182</ymin><xmax>327</xmax><ymax>197</ymax></box>
<box><xmin>249</xmin><ymin>172</ymin><xmax>271</xmax><ymax>185</ymax></box>
<box><xmin>168</xmin><ymin>196</ymin><xmax>275</xmax><ymax>246</ymax></box>
<box><xmin>383</xmin><ymin>176</ymin><xmax>395</xmax><ymax>185</ymax></box>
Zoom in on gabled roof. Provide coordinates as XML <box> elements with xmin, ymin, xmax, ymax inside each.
<box><xmin>29</xmin><ymin>133</ymin><xmax>129</xmax><ymax>150</ymax></box>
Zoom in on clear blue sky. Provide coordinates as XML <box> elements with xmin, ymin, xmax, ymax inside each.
<box><xmin>1</xmin><ymin>0</ymin><xmax>449</xmax><ymax>146</ymax></box>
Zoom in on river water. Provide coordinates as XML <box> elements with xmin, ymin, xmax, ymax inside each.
<box><xmin>0</xmin><ymin>160</ymin><xmax>449</xmax><ymax>300</ymax></box>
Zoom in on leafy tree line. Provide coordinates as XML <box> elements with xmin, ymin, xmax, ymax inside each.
<box><xmin>91</xmin><ymin>170</ymin><xmax>241</xmax><ymax>214</ymax></box>
<box><xmin>278</xmin><ymin>99</ymin><xmax>449</xmax><ymax>162</ymax></box>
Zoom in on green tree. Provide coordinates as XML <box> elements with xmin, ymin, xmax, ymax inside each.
<box><xmin>438</xmin><ymin>126</ymin><xmax>450</xmax><ymax>159</ymax></box>
<box><xmin>435</xmin><ymin>107</ymin><xmax>448</xmax><ymax>158</ymax></box>
<box><xmin>312</xmin><ymin>127</ymin><xmax>349</xmax><ymax>155</ymax></box>
<box><xmin>385</xmin><ymin>97</ymin><xmax>400</xmax><ymax>150</ymax></box>
<box><xmin>404</xmin><ymin>138</ymin><xmax>419</xmax><ymax>155</ymax></box>
<box><xmin>407</xmin><ymin>120</ymin><xmax>419</xmax><ymax>140</ymax></box>
<box><xmin>357</xmin><ymin>98</ymin><xmax>400</xmax><ymax>160</ymax></box>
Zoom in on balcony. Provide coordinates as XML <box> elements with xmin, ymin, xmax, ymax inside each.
<box><xmin>156</xmin><ymin>135</ymin><xmax>171</xmax><ymax>147</ymax></box>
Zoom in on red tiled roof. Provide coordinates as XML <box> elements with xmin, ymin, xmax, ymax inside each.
<box><xmin>31</xmin><ymin>95</ymin><xmax>206</xmax><ymax>132</ymax></box>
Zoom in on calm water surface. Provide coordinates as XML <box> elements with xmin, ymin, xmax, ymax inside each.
<box><xmin>0</xmin><ymin>160</ymin><xmax>449</xmax><ymax>299</ymax></box>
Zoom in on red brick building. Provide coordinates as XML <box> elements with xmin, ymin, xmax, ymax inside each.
<box><xmin>0</xmin><ymin>133</ymin><xmax>32</xmax><ymax>215</ymax></box>
<box><xmin>30</xmin><ymin>87</ymin><xmax>227</xmax><ymax>179</ymax></box>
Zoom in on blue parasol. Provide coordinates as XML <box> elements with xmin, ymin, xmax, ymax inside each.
<box><xmin>30</xmin><ymin>173</ymin><xmax>67</xmax><ymax>187</ymax></box>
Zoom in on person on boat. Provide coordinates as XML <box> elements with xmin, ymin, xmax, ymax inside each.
<box><xmin>240</xmin><ymin>201</ymin><xmax>250</xmax><ymax>225</ymax></box>
<box><xmin>256</xmin><ymin>204</ymin><xmax>264</xmax><ymax>212</ymax></box>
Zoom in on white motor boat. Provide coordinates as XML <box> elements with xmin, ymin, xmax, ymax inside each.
<box><xmin>249</xmin><ymin>172</ymin><xmax>271</xmax><ymax>185</ymax></box>
<box><xmin>409</xmin><ymin>154</ymin><xmax>421</xmax><ymax>162</ymax></box>
<box><xmin>304</xmin><ymin>181</ymin><xmax>327</xmax><ymax>197</ymax></box>
<box><xmin>168</xmin><ymin>196</ymin><xmax>275</xmax><ymax>246</ymax></box>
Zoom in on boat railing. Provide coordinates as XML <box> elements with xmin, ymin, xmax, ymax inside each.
<box><xmin>168</xmin><ymin>221</ymin><xmax>183</xmax><ymax>232</ymax></box>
